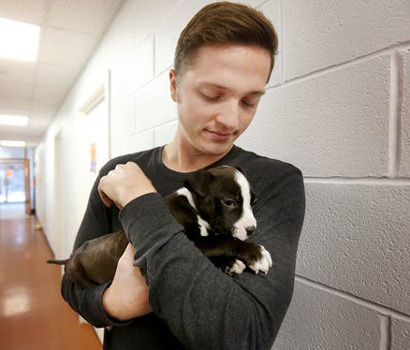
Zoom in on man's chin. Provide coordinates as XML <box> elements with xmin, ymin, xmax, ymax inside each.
<box><xmin>199</xmin><ymin>142</ymin><xmax>234</xmax><ymax>157</ymax></box>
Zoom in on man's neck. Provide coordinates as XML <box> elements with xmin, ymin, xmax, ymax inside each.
<box><xmin>162</xmin><ymin>141</ymin><xmax>232</xmax><ymax>173</ymax></box>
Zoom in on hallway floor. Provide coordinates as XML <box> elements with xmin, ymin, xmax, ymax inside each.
<box><xmin>0</xmin><ymin>203</ymin><xmax>102</xmax><ymax>350</ymax></box>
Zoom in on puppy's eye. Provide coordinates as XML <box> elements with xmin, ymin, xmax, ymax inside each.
<box><xmin>221</xmin><ymin>199</ymin><xmax>236</xmax><ymax>208</ymax></box>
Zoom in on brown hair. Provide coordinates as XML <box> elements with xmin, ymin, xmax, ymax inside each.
<box><xmin>174</xmin><ymin>2</ymin><xmax>278</xmax><ymax>82</ymax></box>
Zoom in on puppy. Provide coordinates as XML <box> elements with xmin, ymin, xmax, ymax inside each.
<box><xmin>47</xmin><ymin>166</ymin><xmax>272</xmax><ymax>288</ymax></box>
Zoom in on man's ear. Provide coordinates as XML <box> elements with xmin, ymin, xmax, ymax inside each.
<box><xmin>184</xmin><ymin>169</ymin><xmax>214</xmax><ymax>197</ymax></box>
<box><xmin>169</xmin><ymin>69</ymin><xmax>178</xmax><ymax>102</ymax></box>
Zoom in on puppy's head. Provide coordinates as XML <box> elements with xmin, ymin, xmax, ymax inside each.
<box><xmin>184</xmin><ymin>166</ymin><xmax>257</xmax><ymax>240</ymax></box>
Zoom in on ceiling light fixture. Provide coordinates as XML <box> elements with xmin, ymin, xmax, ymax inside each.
<box><xmin>0</xmin><ymin>114</ymin><xmax>28</xmax><ymax>126</ymax></box>
<box><xmin>0</xmin><ymin>17</ymin><xmax>40</xmax><ymax>62</ymax></box>
<box><xmin>0</xmin><ymin>140</ymin><xmax>26</xmax><ymax>147</ymax></box>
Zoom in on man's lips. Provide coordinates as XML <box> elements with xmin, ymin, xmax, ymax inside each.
<box><xmin>205</xmin><ymin>129</ymin><xmax>235</xmax><ymax>141</ymax></box>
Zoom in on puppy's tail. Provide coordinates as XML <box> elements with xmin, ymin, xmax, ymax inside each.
<box><xmin>47</xmin><ymin>259</ymin><xmax>69</xmax><ymax>265</ymax></box>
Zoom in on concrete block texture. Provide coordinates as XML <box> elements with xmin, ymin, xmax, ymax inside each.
<box><xmin>237</xmin><ymin>55</ymin><xmax>391</xmax><ymax>177</ymax></box>
<box><xmin>132</xmin><ymin>0</ymin><xmax>172</xmax><ymax>46</ymax></box>
<box><xmin>298</xmin><ymin>182</ymin><xmax>410</xmax><ymax>314</ymax></box>
<box><xmin>95</xmin><ymin>0</ymin><xmax>140</xmax><ymax>69</ymax></box>
<box><xmin>260</xmin><ymin>0</ymin><xmax>282</xmax><ymax>87</ymax></box>
<box><xmin>110</xmin><ymin>35</ymin><xmax>154</xmax><ymax>139</ymax></box>
<box><xmin>110</xmin><ymin>92</ymin><xmax>134</xmax><ymax>140</ymax></box>
<box><xmin>399</xmin><ymin>48</ymin><xmax>410</xmax><ymax>177</ymax></box>
<box><xmin>134</xmin><ymin>72</ymin><xmax>177</xmax><ymax>133</ymax></box>
<box><xmin>273</xmin><ymin>280</ymin><xmax>380</xmax><ymax>350</ymax></box>
<box><xmin>154</xmin><ymin>0</ymin><xmax>211</xmax><ymax>74</ymax></box>
<box><xmin>111</xmin><ymin>34</ymin><xmax>154</xmax><ymax>97</ymax></box>
<box><xmin>391</xmin><ymin>318</ymin><xmax>410</xmax><ymax>350</ymax></box>
<box><xmin>154</xmin><ymin>120</ymin><xmax>178</xmax><ymax>147</ymax></box>
<box><xmin>154</xmin><ymin>0</ymin><xmax>277</xmax><ymax>75</ymax></box>
<box><xmin>283</xmin><ymin>0</ymin><xmax>410</xmax><ymax>80</ymax></box>
<box><xmin>120</xmin><ymin>130</ymin><xmax>154</xmax><ymax>156</ymax></box>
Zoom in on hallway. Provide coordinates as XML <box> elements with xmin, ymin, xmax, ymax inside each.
<box><xmin>0</xmin><ymin>203</ymin><xmax>102</xmax><ymax>350</ymax></box>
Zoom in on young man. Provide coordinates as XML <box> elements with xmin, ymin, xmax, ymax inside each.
<box><xmin>62</xmin><ymin>2</ymin><xmax>305</xmax><ymax>349</ymax></box>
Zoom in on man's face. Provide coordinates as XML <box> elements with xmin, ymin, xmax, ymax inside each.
<box><xmin>169</xmin><ymin>43</ymin><xmax>271</xmax><ymax>158</ymax></box>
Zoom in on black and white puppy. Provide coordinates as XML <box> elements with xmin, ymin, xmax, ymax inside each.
<box><xmin>167</xmin><ymin>166</ymin><xmax>272</xmax><ymax>276</ymax></box>
<box><xmin>47</xmin><ymin>166</ymin><xmax>272</xmax><ymax>288</ymax></box>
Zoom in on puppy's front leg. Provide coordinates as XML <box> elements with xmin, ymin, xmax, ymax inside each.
<box><xmin>194</xmin><ymin>237</ymin><xmax>272</xmax><ymax>275</ymax></box>
<box><xmin>208</xmin><ymin>256</ymin><xmax>246</xmax><ymax>276</ymax></box>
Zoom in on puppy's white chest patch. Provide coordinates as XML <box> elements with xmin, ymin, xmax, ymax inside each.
<box><xmin>232</xmin><ymin>169</ymin><xmax>257</xmax><ymax>240</ymax></box>
<box><xmin>176</xmin><ymin>188</ymin><xmax>210</xmax><ymax>236</ymax></box>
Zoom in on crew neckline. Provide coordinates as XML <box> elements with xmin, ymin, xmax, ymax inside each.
<box><xmin>154</xmin><ymin>145</ymin><xmax>241</xmax><ymax>181</ymax></box>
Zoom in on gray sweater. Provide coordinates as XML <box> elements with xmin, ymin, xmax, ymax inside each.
<box><xmin>61</xmin><ymin>145</ymin><xmax>305</xmax><ymax>350</ymax></box>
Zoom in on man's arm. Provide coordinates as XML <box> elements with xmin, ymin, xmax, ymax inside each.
<box><xmin>119</xmin><ymin>162</ymin><xmax>305</xmax><ymax>349</ymax></box>
<box><xmin>102</xmin><ymin>243</ymin><xmax>152</xmax><ymax>320</ymax></box>
<box><xmin>61</xmin><ymin>159</ymin><xmax>139</xmax><ymax>328</ymax></box>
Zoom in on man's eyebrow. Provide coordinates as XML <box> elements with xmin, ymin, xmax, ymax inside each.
<box><xmin>198</xmin><ymin>82</ymin><xmax>265</xmax><ymax>96</ymax></box>
<box><xmin>247</xmin><ymin>90</ymin><xmax>266</xmax><ymax>97</ymax></box>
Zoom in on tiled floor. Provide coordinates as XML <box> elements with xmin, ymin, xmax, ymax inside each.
<box><xmin>0</xmin><ymin>204</ymin><xmax>102</xmax><ymax>350</ymax></box>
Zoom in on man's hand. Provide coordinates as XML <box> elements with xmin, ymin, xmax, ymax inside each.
<box><xmin>102</xmin><ymin>243</ymin><xmax>152</xmax><ymax>321</ymax></box>
<box><xmin>98</xmin><ymin>162</ymin><xmax>156</xmax><ymax>209</ymax></box>
<box><xmin>99</xmin><ymin>163</ymin><xmax>155</xmax><ymax>320</ymax></box>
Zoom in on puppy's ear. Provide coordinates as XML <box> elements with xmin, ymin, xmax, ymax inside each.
<box><xmin>233</xmin><ymin>165</ymin><xmax>245</xmax><ymax>174</ymax></box>
<box><xmin>184</xmin><ymin>169</ymin><xmax>214</xmax><ymax>196</ymax></box>
<box><xmin>251</xmin><ymin>189</ymin><xmax>257</xmax><ymax>206</ymax></box>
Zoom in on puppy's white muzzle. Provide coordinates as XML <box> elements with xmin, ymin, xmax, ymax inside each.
<box><xmin>233</xmin><ymin>170</ymin><xmax>257</xmax><ymax>241</ymax></box>
<box><xmin>233</xmin><ymin>215</ymin><xmax>257</xmax><ymax>241</ymax></box>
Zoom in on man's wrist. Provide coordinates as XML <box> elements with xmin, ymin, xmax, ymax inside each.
<box><xmin>121</xmin><ymin>187</ymin><xmax>157</xmax><ymax>208</ymax></box>
<box><xmin>102</xmin><ymin>285</ymin><xmax>116</xmax><ymax>319</ymax></box>
<box><xmin>102</xmin><ymin>285</ymin><xmax>126</xmax><ymax>321</ymax></box>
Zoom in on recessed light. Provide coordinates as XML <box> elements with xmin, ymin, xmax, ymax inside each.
<box><xmin>0</xmin><ymin>17</ymin><xmax>40</xmax><ymax>62</ymax></box>
<box><xmin>0</xmin><ymin>114</ymin><xmax>28</xmax><ymax>126</ymax></box>
<box><xmin>0</xmin><ymin>140</ymin><xmax>26</xmax><ymax>147</ymax></box>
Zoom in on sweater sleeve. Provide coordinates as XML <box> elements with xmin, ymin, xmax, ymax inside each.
<box><xmin>60</xmin><ymin>160</ymin><xmax>133</xmax><ymax>328</ymax></box>
<box><xmin>119</xmin><ymin>164</ymin><xmax>305</xmax><ymax>349</ymax></box>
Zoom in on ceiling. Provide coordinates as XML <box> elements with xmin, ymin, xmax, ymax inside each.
<box><xmin>0</xmin><ymin>0</ymin><xmax>125</xmax><ymax>148</ymax></box>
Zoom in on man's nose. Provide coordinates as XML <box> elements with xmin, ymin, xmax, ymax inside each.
<box><xmin>215</xmin><ymin>100</ymin><xmax>239</xmax><ymax>130</ymax></box>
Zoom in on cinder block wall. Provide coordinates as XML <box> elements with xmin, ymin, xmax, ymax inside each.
<box><xmin>36</xmin><ymin>0</ymin><xmax>410</xmax><ymax>348</ymax></box>
<box><xmin>252</xmin><ymin>1</ymin><xmax>410</xmax><ymax>349</ymax></box>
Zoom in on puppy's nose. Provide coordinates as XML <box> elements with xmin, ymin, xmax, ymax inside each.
<box><xmin>246</xmin><ymin>226</ymin><xmax>256</xmax><ymax>236</ymax></box>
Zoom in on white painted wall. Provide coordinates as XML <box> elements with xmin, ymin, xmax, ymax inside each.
<box><xmin>35</xmin><ymin>0</ymin><xmax>410</xmax><ymax>348</ymax></box>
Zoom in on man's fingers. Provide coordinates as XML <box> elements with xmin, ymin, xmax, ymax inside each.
<box><xmin>98</xmin><ymin>179</ymin><xmax>124</xmax><ymax>209</ymax></box>
<box><xmin>98</xmin><ymin>177</ymin><xmax>113</xmax><ymax>207</ymax></box>
<box><xmin>113</xmin><ymin>201</ymin><xmax>123</xmax><ymax>210</ymax></box>
<box><xmin>97</xmin><ymin>162</ymin><xmax>154</xmax><ymax>209</ymax></box>
<box><xmin>99</xmin><ymin>188</ymin><xmax>113</xmax><ymax>207</ymax></box>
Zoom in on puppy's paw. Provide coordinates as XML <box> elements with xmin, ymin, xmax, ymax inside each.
<box><xmin>226</xmin><ymin>259</ymin><xmax>246</xmax><ymax>276</ymax></box>
<box><xmin>248</xmin><ymin>245</ymin><xmax>272</xmax><ymax>275</ymax></box>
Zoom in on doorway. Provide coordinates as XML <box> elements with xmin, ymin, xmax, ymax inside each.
<box><xmin>0</xmin><ymin>158</ymin><xmax>30</xmax><ymax>219</ymax></box>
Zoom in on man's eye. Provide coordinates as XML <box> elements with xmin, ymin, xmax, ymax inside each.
<box><xmin>202</xmin><ymin>93</ymin><xmax>221</xmax><ymax>101</ymax></box>
<box><xmin>241</xmin><ymin>100</ymin><xmax>256</xmax><ymax>108</ymax></box>
<box><xmin>221</xmin><ymin>199</ymin><xmax>236</xmax><ymax>208</ymax></box>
